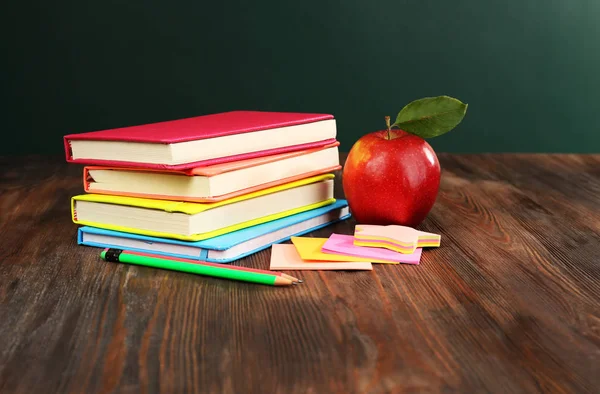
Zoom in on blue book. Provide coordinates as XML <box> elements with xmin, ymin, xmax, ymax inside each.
<box><xmin>78</xmin><ymin>200</ymin><xmax>350</xmax><ymax>263</ymax></box>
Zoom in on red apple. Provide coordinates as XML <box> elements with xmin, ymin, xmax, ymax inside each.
<box><xmin>342</xmin><ymin>128</ymin><xmax>440</xmax><ymax>227</ymax></box>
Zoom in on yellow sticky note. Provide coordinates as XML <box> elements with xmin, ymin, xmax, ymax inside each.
<box><xmin>290</xmin><ymin>237</ymin><xmax>399</xmax><ymax>264</ymax></box>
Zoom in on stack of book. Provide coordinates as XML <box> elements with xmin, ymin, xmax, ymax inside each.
<box><xmin>64</xmin><ymin>111</ymin><xmax>350</xmax><ymax>263</ymax></box>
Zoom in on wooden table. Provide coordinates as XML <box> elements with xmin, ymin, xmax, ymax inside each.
<box><xmin>1</xmin><ymin>154</ymin><xmax>599</xmax><ymax>394</ymax></box>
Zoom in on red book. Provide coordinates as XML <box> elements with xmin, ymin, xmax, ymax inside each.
<box><xmin>64</xmin><ymin>111</ymin><xmax>336</xmax><ymax>170</ymax></box>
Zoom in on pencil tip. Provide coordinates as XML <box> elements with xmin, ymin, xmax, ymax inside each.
<box><xmin>297</xmin><ymin>279</ymin><xmax>304</xmax><ymax>283</ymax></box>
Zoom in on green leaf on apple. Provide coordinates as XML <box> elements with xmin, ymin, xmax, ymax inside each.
<box><xmin>392</xmin><ymin>96</ymin><xmax>468</xmax><ymax>139</ymax></box>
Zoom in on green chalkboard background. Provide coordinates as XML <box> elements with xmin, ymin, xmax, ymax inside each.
<box><xmin>2</xmin><ymin>0</ymin><xmax>599</xmax><ymax>154</ymax></box>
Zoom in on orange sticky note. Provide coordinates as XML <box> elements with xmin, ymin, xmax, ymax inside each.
<box><xmin>270</xmin><ymin>244</ymin><xmax>372</xmax><ymax>271</ymax></box>
<box><xmin>354</xmin><ymin>225</ymin><xmax>441</xmax><ymax>254</ymax></box>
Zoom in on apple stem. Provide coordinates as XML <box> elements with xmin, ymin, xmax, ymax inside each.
<box><xmin>385</xmin><ymin>116</ymin><xmax>391</xmax><ymax>140</ymax></box>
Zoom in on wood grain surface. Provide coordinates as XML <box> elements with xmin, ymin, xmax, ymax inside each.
<box><xmin>1</xmin><ymin>154</ymin><xmax>599</xmax><ymax>394</ymax></box>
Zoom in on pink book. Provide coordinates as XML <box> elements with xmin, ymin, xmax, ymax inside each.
<box><xmin>321</xmin><ymin>234</ymin><xmax>422</xmax><ymax>265</ymax></box>
<box><xmin>64</xmin><ymin>111</ymin><xmax>337</xmax><ymax>170</ymax></box>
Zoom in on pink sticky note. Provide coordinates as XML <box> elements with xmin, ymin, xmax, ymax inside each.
<box><xmin>322</xmin><ymin>234</ymin><xmax>422</xmax><ymax>264</ymax></box>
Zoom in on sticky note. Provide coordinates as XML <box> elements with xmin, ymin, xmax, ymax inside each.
<box><xmin>322</xmin><ymin>234</ymin><xmax>422</xmax><ymax>265</ymax></box>
<box><xmin>354</xmin><ymin>224</ymin><xmax>440</xmax><ymax>253</ymax></box>
<box><xmin>270</xmin><ymin>244</ymin><xmax>372</xmax><ymax>271</ymax></box>
<box><xmin>290</xmin><ymin>237</ymin><xmax>399</xmax><ymax>264</ymax></box>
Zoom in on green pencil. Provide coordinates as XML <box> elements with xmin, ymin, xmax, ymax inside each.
<box><xmin>100</xmin><ymin>249</ymin><xmax>293</xmax><ymax>286</ymax></box>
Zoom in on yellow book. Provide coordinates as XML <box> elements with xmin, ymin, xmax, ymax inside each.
<box><xmin>72</xmin><ymin>174</ymin><xmax>335</xmax><ymax>241</ymax></box>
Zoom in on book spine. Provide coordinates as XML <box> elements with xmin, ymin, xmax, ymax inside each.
<box><xmin>63</xmin><ymin>136</ymin><xmax>73</xmax><ymax>161</ymax></box>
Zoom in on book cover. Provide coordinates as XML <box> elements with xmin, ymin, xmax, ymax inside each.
<box><xmin>65</xmin><ymin>111</ymin><xmax>333</xmax><ymax>143</ymax></box>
